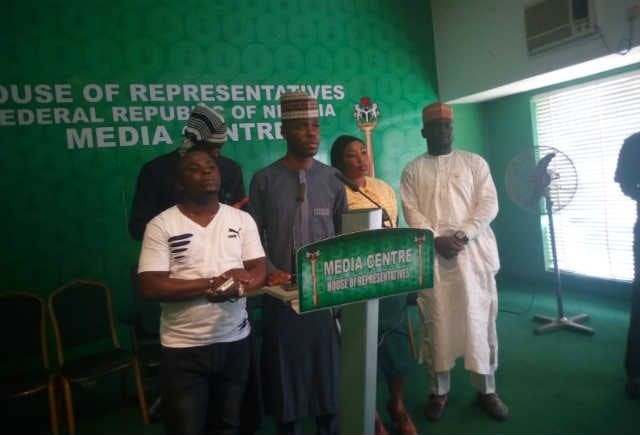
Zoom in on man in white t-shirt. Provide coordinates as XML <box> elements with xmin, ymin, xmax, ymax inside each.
<box><xmin>138</xmin><ymin>148</ymin><xmax>267</xmax><ymax>435</ymax></box>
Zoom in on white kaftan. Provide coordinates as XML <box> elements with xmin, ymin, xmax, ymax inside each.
<box><xmin>400</xmin><ymin>150</ymin><xmax>500</xmax><ymax>375</ymax></box>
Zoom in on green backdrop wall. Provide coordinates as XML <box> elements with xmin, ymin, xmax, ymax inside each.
<box><xmin>0</xmin><ymin>0</ymin><xmax>463</xmax><ymax>317</ymax></box>
<box><xmin>450</xmin><ymin>104</ymin><xmax>488</xmax><ymax>157</ymax></box>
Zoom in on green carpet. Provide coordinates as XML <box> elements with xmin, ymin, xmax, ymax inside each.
<box><xmin>7</xmin><ymin>282</ymin><xmax>637</xmax><ymax>434</ymax></box>
<box><xmin>376</xmin><ymin>281</ymin><xmax>637</xmax><ymax>435</ymax></box>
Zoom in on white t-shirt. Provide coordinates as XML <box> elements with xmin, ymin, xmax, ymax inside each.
<box><xmin>138</xmin><ymin>204</ymin><xmax>265</xmax><ymax>348</ymax></box>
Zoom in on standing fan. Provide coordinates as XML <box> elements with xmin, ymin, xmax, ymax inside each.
<box><xmin>505</xmin><ymin>145</ymin><xmax>594</xmax><ymax>335</ymax></box>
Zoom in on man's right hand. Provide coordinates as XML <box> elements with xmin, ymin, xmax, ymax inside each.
<box><xmin>266</xmin><ymin>269</ymin><xmax>292</xmax><ymax>286</ymax></box>
<box><xmin>434</xmin><ymin>236</ymin><xmax>466</xmax><ymax>260</ymax></box>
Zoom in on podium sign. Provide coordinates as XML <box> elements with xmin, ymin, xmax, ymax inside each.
<box><xmin>296</xmin><ymin>228</ymin><xmax>434</xmax><ymax>313</ymax></box>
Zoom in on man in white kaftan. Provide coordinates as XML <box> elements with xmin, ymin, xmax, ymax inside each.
<box><xmin>400</xmin><ymin>102</ymin><xmax>508</xmax><ymax>421</ymax></box>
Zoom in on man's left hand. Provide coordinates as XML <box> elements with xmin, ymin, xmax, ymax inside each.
<box><xmin>434</xmin><ymin>236</ymin><xmax>466</xmax><ymax>259</ymax></box>
<box><xmin>222</xmin><ymin>268</ymin><xmax>255</xmax><ymax>287</ymax></box>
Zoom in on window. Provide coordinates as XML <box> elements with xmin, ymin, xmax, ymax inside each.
<box><xmin>532</xmin><ymin>69</ymin><xmax>640</xmax><ymax>282</ymax></box>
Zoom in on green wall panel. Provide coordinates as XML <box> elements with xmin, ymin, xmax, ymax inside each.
<box><xmin>0</xmin><ymin>0</ymin><xmax>442</xmax><ymax>315</ymax></box>
<box><xmin>484</xmin><ymin>94</ymin><xmax>544</xmax><ymax>283</ymax></box>
<box><xmin>450</xmin><ymin>104</ymin><xmax>487</xmax><ymax>156</ymax></box>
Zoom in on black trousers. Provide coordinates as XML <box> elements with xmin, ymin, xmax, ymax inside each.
<box><xmin>625</xmin><ymin>221</ymin><xmax>640</xmax><ymax>379</ymax></box>
<box><xmin>160</xmin><ymin>337</ymin><xmax>250</xmax><ymax>435</ymax></box>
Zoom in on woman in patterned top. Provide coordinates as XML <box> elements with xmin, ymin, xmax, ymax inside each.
<box><xmin>331</xmin><ymin>135</ymin><xmax>417</xmax><ymax>435</ymax></box>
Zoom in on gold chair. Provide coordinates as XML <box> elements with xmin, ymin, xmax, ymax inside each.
<box><xmin>126</xmin><ymin>267</ymin><xmax>161</xmax><ymax>373</ymax></box>
<box><xmin>123</xmin><ymin>266</ymin><xmax>162</xmax><ymax>420</ymax></box>
<box><xmin>0</xmin><ymin>291</ymin><xmax>59</xmax><ymax>435</ymax></box>
<box><xmin>48</xmin><ymin>279</ymin><xmax>149</xmax><ymax>435</ymax></box>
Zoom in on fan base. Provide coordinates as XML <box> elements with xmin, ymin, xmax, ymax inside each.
<box><xmin>532</xmin><ymin>313</ymin><xmax>595</xmax><ymax>335</ymax></box>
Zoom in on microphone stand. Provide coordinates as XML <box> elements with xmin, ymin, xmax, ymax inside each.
<box><xmin>334</xmin><ymin>172</ymin><xmax>392</xmax><ymax>227</ymax></box>
<box><xmin>290</xmin><ymin>182</ymin><xmax>306</xmax><ymax>285</ymax></box>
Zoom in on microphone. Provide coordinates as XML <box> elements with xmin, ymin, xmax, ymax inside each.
<box><xmin>334</xmin><ymin>172</ymin><xmax>392</xmax><ymax>226</ymax></box>
<box><xmin>335</xmin><ymin>171</ymin><xmax>360</xmax><ymax>192</ymax></box>
<box><xmin>296</xmin><ymin>182</ymin><xmax>306</xmax><ymax>203</ymax></box>
<box><xmin>291</xmin><ymin>181</ymin><xmax>307</xmax><ymax>282</ymax></box>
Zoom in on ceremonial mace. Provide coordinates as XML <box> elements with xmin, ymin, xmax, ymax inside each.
<box><xmin>306</xmin><ymin>248</ymin><xmax>321</xmax><ymax>306</ymax></box>
<box><xmin>413</xmin><ymin>234</ymin><xmax>426</xmax><ymax>286</ymax></box>
<box><xmin>353</xmin><ymin>96</ymin><xmax>380</xmax><ymax>177</ymax></box>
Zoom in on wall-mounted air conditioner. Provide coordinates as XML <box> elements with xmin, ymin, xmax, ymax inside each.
<box><xmin>525</xmin><ymin>0</ymin><xmax>597</xmax><ymax>55</ymax></box>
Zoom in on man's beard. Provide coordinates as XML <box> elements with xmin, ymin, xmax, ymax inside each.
<box><xmin>289</xmin><ymin>145</ymin><xmax>317</xmax><ymax>158</ymax></box>
<box><xmin>427</xmin><ymin>136</ymin><xmax>453</xmax><ymax>155</ymax></box>
<box><xmin>188</xmin><ymin>190</ymin><xmax>219</xmax><ymax>204</ymax></box>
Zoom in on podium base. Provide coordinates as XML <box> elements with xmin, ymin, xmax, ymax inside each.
<box><xmin>340</xmin><ymin>299</ymin><xmax>378</xmax><ymax>435</ymax></box>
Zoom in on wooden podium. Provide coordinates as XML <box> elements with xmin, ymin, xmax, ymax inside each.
<box><xmin>260</xmin><ymin>210</ymin><xmax>433</xmax><ymax>434</ymax></box>
<box><xmin>339</xmin><ymin>208</ymin><xmax>383</xmax><ymax>435</ymax></box>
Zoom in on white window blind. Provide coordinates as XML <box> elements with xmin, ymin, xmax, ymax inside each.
<box><xmin>532</xmin><ymin>69</ymin><xmax>640</xmax><ymax>282</ymax></box>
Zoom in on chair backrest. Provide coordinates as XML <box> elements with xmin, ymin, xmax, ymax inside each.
<box><xmin>0</xmin><ymin>291</ymin><xmax>49</xmax><ymax>370</ymax></box>
<box><xmin>48</xmin><ymin>280</ymin><xmax>120</xmax><ymax>366</ymax></box>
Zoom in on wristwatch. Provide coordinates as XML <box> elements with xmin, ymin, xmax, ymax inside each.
<box><xmin>454</xmin><ymin>230</ymin><xmax>469</xmax><ymax>244</ymax></box>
